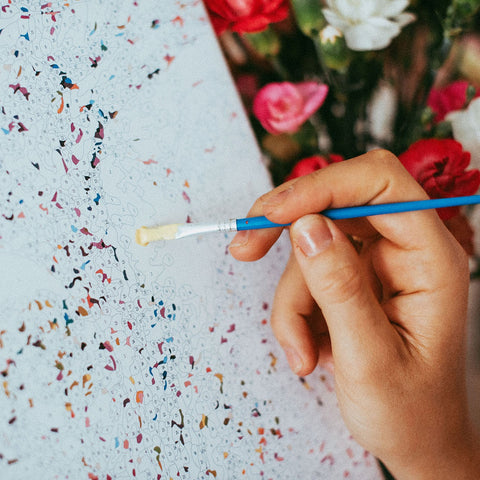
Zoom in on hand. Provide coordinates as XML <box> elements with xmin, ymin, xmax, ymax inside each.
<box><xmin>229</xmin><ymin>150</ymin><xmax>480</xmax><ymax>479</ymax></box>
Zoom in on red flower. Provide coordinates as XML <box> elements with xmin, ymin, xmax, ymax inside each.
<box><xmin>427</xmin><ymin>80</ymin><xmax>479</xmax><ymax>123</ymax></box>
<box><xmin>235</xmin><ymin>73</ymin><xmax>259</xmax><ymax>112</ymax></box>
<box><xmin>204</xmin><ymin>0</ymin><xmax>290</xmax><ymax>35</ymax></box>
<box><xmin>286</xmin><ymin>154</ymin><xmax>344</xmax><ymax>181</ymax></box>
<box><xmin>399</xmin><ymin>138</ymin><xmax>480</xmax><ymax>220</ymax></box>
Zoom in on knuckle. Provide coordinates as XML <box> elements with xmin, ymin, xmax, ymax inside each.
<box><xmin>365</xmin><ymin>148</ymin><xmax>404</xmax><ymax>176</ymax></box>
<box><xmin>366</xmin><ymin>148</ymin><xmax>426</xmax><ymax>197</ymax></box>
<box><xmin>250</xmin><ymin>194</ymin><xmax>269</xmax><ymax>215</ymax></box>
<box><xmin>257</xmin><ymin>191</ymin><xmax>271</xmax><ymax>206</ymax></box>
<box><xmin>319</xmin><ymin>263</ymin><xmax>363</xmax><ymax>305</ymax></box>
<box><xmin>368</xmin><ymin>148</ymin><xmax>399</xmax><ymax>167</ymax></box>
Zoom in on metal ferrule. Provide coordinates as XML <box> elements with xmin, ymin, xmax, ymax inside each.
<box><xmin>217</xmin><ymin>218</ymin><xmax>237</xmax><ymax>233</ymax></box>
<box><xmin>176</xmin><ymin>219</ymin><xmax>237</xmax><ymax>239</ymax></box>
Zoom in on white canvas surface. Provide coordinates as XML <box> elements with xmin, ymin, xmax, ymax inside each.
<box><xmin>0</xmin><ymin>2</ymin><xmax>382</xmax><ymax>478</ymax></box>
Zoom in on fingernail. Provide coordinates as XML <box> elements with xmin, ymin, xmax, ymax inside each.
<box><xmin>293</xmin><ymin>216</ymin><xmax>332</xmax><ymax>257</ymax></box>
<box><xmin>229</xmin><ymin>230</ymin><xmax>249</xmax><ymax>248</ymax></box>
<box><xmin>284</xmin><ymin>347</ymin><xmax>303</xmax><ymax>374</ymax></box>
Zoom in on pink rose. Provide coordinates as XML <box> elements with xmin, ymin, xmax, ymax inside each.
<box><xmin>427</xmin><ymin>80</ymin><xmax>479</xmax><ymax>123</ymax></box>
<box><xmin>253</xmin><ymin>81</ymin><xmax>329</xmax><ymax>134</ymax></box>
<box><xmin>204</xmin><ymin>0</ymin><xmax>290</xmax><ymax>35</ymax></box>
<box><xmin>399</xmin><ymin>138</ymin><xmax>480</xmax><ymax>220</ymax></box>
<box><xmin>286</xmin><ymin>154</ymin><xmax>343</xmax><ymax>181</ymax></box>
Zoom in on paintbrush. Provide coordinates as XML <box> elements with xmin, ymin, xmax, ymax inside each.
<box><xmin>135</xmin><ymin>194</ymin><xmax>480</xmax><ymax>245</ymax></box>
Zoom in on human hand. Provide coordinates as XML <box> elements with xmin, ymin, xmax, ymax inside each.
<box><xmin>229</xmin><ymin>150</ymin><xmax>480</xmax><ymax>479</ymax></box>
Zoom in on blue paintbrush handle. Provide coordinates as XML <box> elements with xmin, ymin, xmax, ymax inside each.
<box><xmin>235</xmin><ymin>195</ymin><xmax>480</xmax><ymax>230</ymax></box>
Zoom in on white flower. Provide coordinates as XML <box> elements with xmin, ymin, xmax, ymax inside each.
<box><xmin>447</xmin><ymin>97</ymin><xmax>480</xmax><ymax>170</ymax></box>
<box><xmin>323</xmin><ymin>0</ymin><xmax>416</xmax><ymax>51</ymax></box>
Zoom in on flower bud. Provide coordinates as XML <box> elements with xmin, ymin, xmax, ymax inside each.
<box><xmin>466</xmin><ymin>84</ymin><xmax>477</xmax><ymax>104</ymax></box>
<box><xmin>244</xmin><ymin>27</ymin><xmax>280</xmax><ymax>57</ymax></box>
<box><xmin>420</xmin><ymin>106</ymin><xmax>436</xmax><ymax>126</ymax></box>
<box><xmin>290</xmin><ymin>0</ymin><xmax>326</xmax><ymax>36</ymax></box>
<box><xmin>315</xmin><ymin>26</ymin><xmax>351</xmax><ymax>72</ymax></box>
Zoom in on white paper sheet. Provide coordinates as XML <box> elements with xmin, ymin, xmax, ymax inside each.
<box><xmin>0</xmin><ymin>2</ymin><xmax>382</xmax><ymax>478</ymax></box>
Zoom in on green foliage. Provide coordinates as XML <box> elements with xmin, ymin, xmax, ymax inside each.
<box><xmin>444</xmin><ymin>0</ymin><xmax>480</xmax><ymax>38</ymax></box>
<box><xmin>290</xmin><ymin>0</ymin><xmax>326</xmax><ymax>36</ymax></box>
<box><xmin>244</xmin><ymin>28</ymin><xmax>281</xmax><ymax>57</ymax></box>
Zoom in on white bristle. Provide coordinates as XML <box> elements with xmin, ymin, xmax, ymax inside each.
<box><xmin>135</xmin><ymin>224</ymin><xmax>180</xmax><ymax>246</ymax></box>
<box><xmin>135</xmin><ymin>219</ymin><xmax>238</xmax><ymax>245</ymax></box>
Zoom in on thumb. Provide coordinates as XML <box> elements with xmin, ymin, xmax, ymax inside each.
<box><xmin>290</xmin><ymin>215</ymin><xmax>397</xmax><ymax>367</ymax></box>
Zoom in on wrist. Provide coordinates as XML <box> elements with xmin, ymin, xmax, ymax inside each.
<box><xmin>385</xmin><ymin>425</ymin><xmax>480</xmax><ymax>480</ymax></box>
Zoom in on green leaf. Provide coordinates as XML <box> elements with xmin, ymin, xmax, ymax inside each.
<box><xmin>244</xmin><ymin>27</ymin><xmax>281</xmax><ymax>57</ymax></box>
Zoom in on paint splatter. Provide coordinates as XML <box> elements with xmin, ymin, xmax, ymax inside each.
<box><xmin>0</xmin><ymin>2</ymin><xmax>378</xmax><ymax>479</ymax></box>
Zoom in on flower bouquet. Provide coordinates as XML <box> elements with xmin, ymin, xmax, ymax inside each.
<box><xmin>205</xmin><ymin>0</ymin><xmax>480</xmax><ymax>272</ymax></box>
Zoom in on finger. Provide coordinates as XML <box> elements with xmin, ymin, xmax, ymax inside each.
<box><xmin>261</xmin><ymin>150</ymin><xmax>447</xmax><ymax>253</ymax></box>
<box><xmin>229</xmin><ymin>149</ymin><xmax>409</xmax><ymax>261</ymax></box>
<box><xmin>228</xmin><ymin>199</ymin><xmax>284</xmax><ymax>262</ymax></box>
<box><xmin>270</xmin><ymin>254</ymin><xmax>328</xmax><ymax>375</ymax></box>
<box><xmin>262</xmin><ymin>150</ymin><xmax>425</xmax><ymax>218</ymax></box>
<box><xmin>290</xmin><ymin>214</ymin><xmax>402</xmax><ymax>369</ymax></box>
